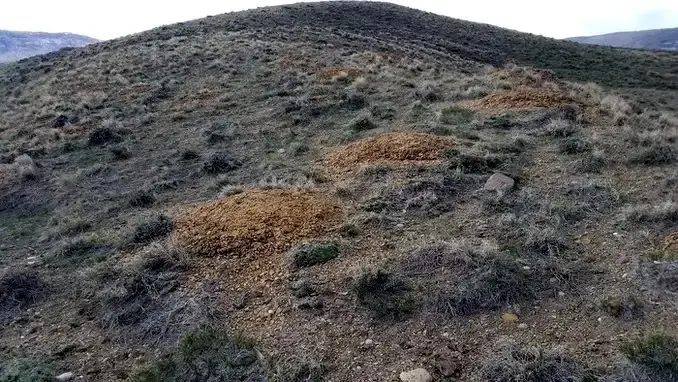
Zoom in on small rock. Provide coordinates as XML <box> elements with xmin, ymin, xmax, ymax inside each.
<box><xmin>518</xmin><ymin>323</ymin><xmax>528</xmax><ymax>329</ymax></box>
<box><xmin>396</xmin><ymin>223</ymin><xmax>404</xmax><ymax>229</ymax></box>
<box><xmin>363</xmin><ymin>339</ymin><xmax>374</xmax><ymax>346</ymax></box>
<box><xmin>295</xmin><ymin>297</ymin><xmax>323</xmax><ymax>310</ymax></box>
<box><xmin>558</xmin><ymin>291</ymin><xmax>566</xmax><ymax>297</ymax></box>
<box><xmin>483</xmin><ymin>173</ymin><xmax>515</xmax><ymax>195</ymax></box>
<box><xmin>277</xmin><ymin>148</ymin><xmax>286</xmax><ymax>154</ymax></box>
<box><xmin>399</xmin><ymin>368</ymin><xmax>432</xmax><ymax>382</ymax></box>
<box><xmin>501</xmin><ymin>312</ymin><xmax>519</xmax><ymax>321</ymax></box>
<box><xmin>56</xmin><ymin>372</ymin><xmax>75</xmax><ymax>381</ymax></box>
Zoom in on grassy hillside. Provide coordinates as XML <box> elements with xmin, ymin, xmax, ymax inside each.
<box><xmin>0</xmin><ymin>2</ymin><xmax>677</xmax><ymax>381</ymax></box>
<box><xmin>569</xmin><ymin>28</ymin><xmax>678</xmax><ymax>51</ymax></box>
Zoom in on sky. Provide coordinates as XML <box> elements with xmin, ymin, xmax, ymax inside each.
<box><xmin>2</xmin><ymin>0</ymin><xmax>678</xmax><ymax>40</ymax></box>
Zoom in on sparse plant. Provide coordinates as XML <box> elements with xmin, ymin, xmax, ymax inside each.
<box><xmin>621</xmin><ymin>333</ymin><xmax>678</xmax><ymax>378</ymax></box>
<box><xmin>128</xmin><ymin>189</ymin><xmax>156</xmax><ymax>208</ymax></box>
<box><xmin>559</xmin><ymin>137</ymin><xmax>591</xmax><ymax>154</ymax></box>
<box><xmin>440</xmin><ymin>105</ymin><xmax>475</xmax><ymax>125</ymax></box>
<box><xmin>623</xmin><ymin>202</ymin><xmax>678</xmax><ymax>224</ymax></box>
<box><xmin>481</xmin><ymin>341</ymin><xmax>590</xmax><ymax>382</ymax></box>
<box><xmin>110</xmin><ymin>145</ymin><xmax>131</xmax><ymax>160</ymax></box>
<box><xmin>602</xmin><ymin>295</ymin><xmax>643</xmax><ymax>320</ymax></box>
<box><xmin>288</xmin><ymin>242</ymin><xmax>340</xmax><ymax>268</ymax></box>
<box><xmin>352</xmin><ymin>269</ymin><xmax>415</xmax><ymax>319</ymax></box>
<box><xmin>0</xmin><ymin>269</ymin><xmax>45</xmax><ymax>309</ymax></box>
<box><xmin>203</xmin><ymin>152</ymin><xmax>242</xmax><ymax>174</ymax></box>
<box><xmin>348</xmin><ymin>114</ymin><xmax>377</xmax><ymax>131</ymax></box>
<box><xmin>132</xmin><ymin>215</ymin><xmax>173</xmax><ymax>244</ymax></box>
<box><xmin>630</xmin><ymin>144</ymin><xmax>676</xmax><ymax>165</ymax></box>
<box><xmin>545</xmin><ymin>118</ymin><xmax>578</xmax><ymax>137</ymax></box>
<box><xmin>88</xmin><ymin>127</ymin><xmax>123</xmax><ymax>146</ymax></box>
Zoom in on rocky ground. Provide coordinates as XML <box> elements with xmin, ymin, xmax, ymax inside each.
<box><xmin>0</xmin><ymin>2</ymin><xmax>677</xmax><ymax>381</ymax></box>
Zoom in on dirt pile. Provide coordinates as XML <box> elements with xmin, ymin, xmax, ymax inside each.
<box><xmin>665</xmin><ymin>232</ymin><xmax>678</xmax><ymax>255</ymax></box>
<box><xmin>315</xmin><ymin>67</ymin><xmax>361</xmax><ymax>81</ymax></box>
<box><xmin>324</xmin><ymin>132</ymin><xmax>455</xmax><ymax>171</ymax></box>
<box><xmin>461</xmin><ymin>88</ymin><xmax>574</xmax><ymax>112</ymax></box>
<box><xmin>174</xmin><ymin>189</ymin><xmax>342</xmax><ymax>257</ymax></box>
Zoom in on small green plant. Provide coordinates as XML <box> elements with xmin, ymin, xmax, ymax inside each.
<box><xmin>132</xmin><ymin>215</ymin><xmax>173</xmax><ymax>244</ymax></box>
<box><xmin>289</xmin><ymin>242</ymin><xmax>340</xmax><ymax>268</ymax></box>
<box><xmin>559</xmin><ymin>137</ymin><xmax>591</xmax><ymax>154</ymax></box>
<box><xmin>349</xmin><ymin>114</ymin><xmax>377</xmax><ymax>131</ymax></box>
<box><xmin>352</xmin><ymin>269</ymin><xmax>415</xmax><ymax>319</ymax></box>
<box><xmin>0</xmin><ymin>358</ymin><xmax>54</xmax><ymax>382</ymax></box>
<box><xmin>0</xmin><ymin>269</ymin><xmax>45</xmax><ymax>309</ymax></box>
<box><xmin>601</xmin><ymin>295</ymin><xmax>643</xmax><ymax>320</ymax></box>
<box><xmin>621</xmin><ymin>333</ymin><xmax>678</xmax><ymax>377</ymax></box>
<box><xmin>203</xmin><ymin>152</ymin><xmax>242</xmax><ymax>174</ymax></box>
<box><xmin>630</xmin><ymin>144</ymin><xmax>676</xmax><ymax>165</ymax></box>
<box><xmin>110</xmin><ymin>145</ymin><xmax>131</xmax><ymax>160</ymax></box>
<box><xmin>440</xmin><ymin>106</ymin><xmax>474</xmax><ymax>125</ymax></box>
<box><xmin>128</xmin><ymin>190</ymin><xmax>156</xmax><ymax>208</ymax></box>
<box><xmin>88</xmin><ymin>127</ymin><xmax>123</xmax><ymax>146</ymax></box>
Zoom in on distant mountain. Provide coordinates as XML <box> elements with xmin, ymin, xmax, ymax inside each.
<box><xmin>568</xmin><ymin>27</ymin><xmax>678</xmax><ymax>51</ymax></box>
<box><xmin>0</xmin><ymin>30</ymin><xmax>98</xmax><ymax>62</ymax></box>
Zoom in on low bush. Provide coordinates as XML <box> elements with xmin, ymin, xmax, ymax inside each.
<box><xmin>352</xmin><ymin>269</ymin><xmax>415</xmax><ymax>319</ymax></box>
<box><xmin>132</xmin><ymin>215</ymin><xmax>173</xmax><ymax>244</ymax></box>
<box><xmin>203</xmin><ymin>152</ymin><xmax>242</xmax><ymax>174</ymax></box>
<box><xmin>0</xmin><ymin>269</ymin><xmax>45</xmax><ymax>309</ymax></box>
<box><xmin>288</xmin><ymin>242</ymin><xmax>340</xmax><ymax>268</ymax></box>
<box><xmin>621</xmin><ymin>333</ymin><xmax>678</xmax><ymax>378</ymax></box>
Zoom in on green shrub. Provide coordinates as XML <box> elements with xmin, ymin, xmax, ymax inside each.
<box><xmin>630</xmin><ymin>144</ymin><xmax>676</xmax><ymax>165</ymax></box>
<box><xmin>133</xmin><ymin>215</ymin><xmax>173</xmax><ymax>244</ymax></box>
<box><xmin>601</xmin><ymin>295</ymin><xmax>643</xmax><ymax>320</ymax></box>
<box><xmin>352</xmin><ymin>269</ymin><xmax>415</xmax><ymax>319</ymax></box>
<box><xmin>621</xmin><ymin>333</ymin><xmax>678</xmax><ymax>377</ymax></box>
<box><xmin>440</xmin><ymin>106</ymin><xmax>474</xmax><ymax>125</ymax></box>
<box><xmin>559</xmin><ymin>137</ymin><xmax>591</xmax><ymax>154</ymax></box>
<box><xmin>88</xmin><ymin>127</ymin><xmax>123</xmax><ymax>146</ymax></box>
<box><xmin>129</xmin><ymin>190</ymin><xmax>156</xmax><ymax>208</ymax></box>
<box><xmin>289</xmin><ymin>242</ymin><xmax>339</xmax><ymax>268</ymax></box>
<box><xmin>0</xmin><ymin>269</ymin><xmax>45</xmax><ymax>308</ymax></box>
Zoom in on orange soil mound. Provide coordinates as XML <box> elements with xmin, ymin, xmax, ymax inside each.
<box><xmin>316</xmin><ymin>67</ymin><xmax>361</xmax><ymax>81</ymax></box>
<box><xmin>324</xmin><ymin>132</ymin><xmax>455</xmax><ymax>170</ymax></box>
<box><xmin>664</xmin><ymin>232</ymin><xmax>678</xmax><ymax>254</ymax></box>
<box><xmin>461</xmin><ymin>88</ymin><xmax>573</xmax><ymax>112</ymax></box>
<box><xmin>174</xmin><ymin>189</ymin><xmax>342</xmax><ymax>257</ymax></box>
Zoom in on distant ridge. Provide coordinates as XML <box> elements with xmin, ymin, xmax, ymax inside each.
<box><xmin>0</xmin><ymin>30</ymin><xmax>98</xmax><ymax>62</ymax></box>
<box><xmin>568</xmin><ymin>27</ymin><xmax>678</xmax><ymax>51</ymax></box>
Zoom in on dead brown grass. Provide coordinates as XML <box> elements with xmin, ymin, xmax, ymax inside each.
<box><xmin>323</xmin><ymin>132</ymin><xmax>455</xmax><ymax>171</ymax></box>
<box><xmin>174</xmin><ymin>189</ymin><xmax>342</xmax><ymax>257</ymax></box>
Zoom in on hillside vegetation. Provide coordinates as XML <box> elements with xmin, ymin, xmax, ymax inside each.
<box><xmin>0</xmin><ymin>2</ymin><xmax>677</xmax><ymax>381</ymax></box>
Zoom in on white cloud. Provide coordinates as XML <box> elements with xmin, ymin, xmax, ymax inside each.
<box><xmin>1</xmin><ymin>0</ymin><xmax>677</xmax><ymax>40</ymax></box>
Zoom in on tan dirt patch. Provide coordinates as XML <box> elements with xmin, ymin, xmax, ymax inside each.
<box><xmin>664</xmin><ymin>231</ymin><xmax>678</xmax><ymax>254</ymax></box>
<box><xmin>323</xmin><ymin>132</ymin><xmax>455</xmax><ymax>171</ymax></box>
<box><xmin>460</xmin><ymin>88</ymin><xmax>575</xmax><ymax>113</ymax></box>
<box><xmin>315</xmin><ymin>67</ymin><xmax>361</xmax><ymax>81</ymax></box>
<box><xmin>173</xmin><ymin>189</ymin><xmax>343</xmax><ymax>257</ymax></box>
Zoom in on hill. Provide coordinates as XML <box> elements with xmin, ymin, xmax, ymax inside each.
<box><xmin>1</xmin><ymin>2</ymin><xmax>677</xmax><ymax>381</ymax></box>
<box><xmin>0</xmin><ymin>30</ymin><xmax>98</xmax><ymax>63</ymax></box>
<box><xmin>569</xmin><ymin>27</ymin><xmax>678</xmax><ymax>51</ymax></box>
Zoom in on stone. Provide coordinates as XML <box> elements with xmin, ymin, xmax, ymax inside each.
<box><xmin>483</xmin><ymin>173</ymin><xmax>515</xmax><ymax>195</ymax></box>
<box><xmin>399</xmin><ymin>368</ymin><xmax>432</xmax><ymax>382</ymax></box>
<box><xmin>435</xmin><ymin>351</ymin><xmax>463</xmax><ymax>377</ymax></box>
<box><xmin>295</xmin><ymin>296</ymin><xmax>323</xmax><ymax>310</ymax></box>
<box><xmin>56</xmin><ymin>372</ymin><xmax>75</xmax><ymax>381</ymax></box>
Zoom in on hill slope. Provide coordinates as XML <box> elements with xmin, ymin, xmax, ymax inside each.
<box><xmin>1</xmin><ymin>2</ymin><xmax>677</xmax><ymax>381</ymax></box>
<box><xmin>0</xmin><ymin>30</ymin><xmax>98</xmax><ymax>63</ymax></box>
<box><xmin>569</xmin><ymin>27</ymin><xmax>678</xmax><ymax>51</ymax></box>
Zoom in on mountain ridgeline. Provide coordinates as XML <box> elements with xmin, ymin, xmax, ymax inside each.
<box><xmin>0</xmin><ymin>30</ymin><xmax>97</xmax><ymax>63</ymax></box>
<box><xmin>569</xmin><ymin>27</ymin><xmax>678</xmax><ymax>51</ymax></box>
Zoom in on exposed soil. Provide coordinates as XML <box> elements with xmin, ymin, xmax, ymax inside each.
<box><xmin>323</xmin><ymin>132</ymin><xmax>455</xmax><ymax>171</ymax></box>
<box><xmin>174</xmin><ymin>189</ymin><xmax>343</xmax><ymax>257</ymax></box>
<box><xmin>460</xmin><ymin>88</ymin><xmax>575</xmax><ymax>113</ymax></box>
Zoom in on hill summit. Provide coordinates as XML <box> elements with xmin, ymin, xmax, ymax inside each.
<box><xmin>1</xmin><ymin>2</ymin><xmax>677</xmax><ymax>381</ymax></box>
<box><xmin>569</xmin><ymin>27</ymin><xmax>678</xmax><ymax>51</ymax></box>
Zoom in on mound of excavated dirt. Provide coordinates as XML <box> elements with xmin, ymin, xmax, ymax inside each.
<box><xmin>315</xmin><ymin>67</ymin><xmax>361</xmax><ymax>81</ymax></box>
<box><xmin>324</xmin><ymin>132</ymin><xmax>454</xmax><ymax>171</ymax></box>
<box><xmin>461</xmin><ymin>88</ymin><xmax>574</xmax><ymax>112</ymax></box>
<box><xmin>174</xmin><ymin>189</ymin><xmax>342</xmax><ymax>257</ymax></box>
<box><xmin>665</xmin><ymin>232</ymin><xmax>678</xmax><ymax>255</ymax></box>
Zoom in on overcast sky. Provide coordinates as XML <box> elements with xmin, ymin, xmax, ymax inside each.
<box><xmin>2</xmin><ymin>0</ymin><xmax>678</xmax><ymax>40</ymax></box>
